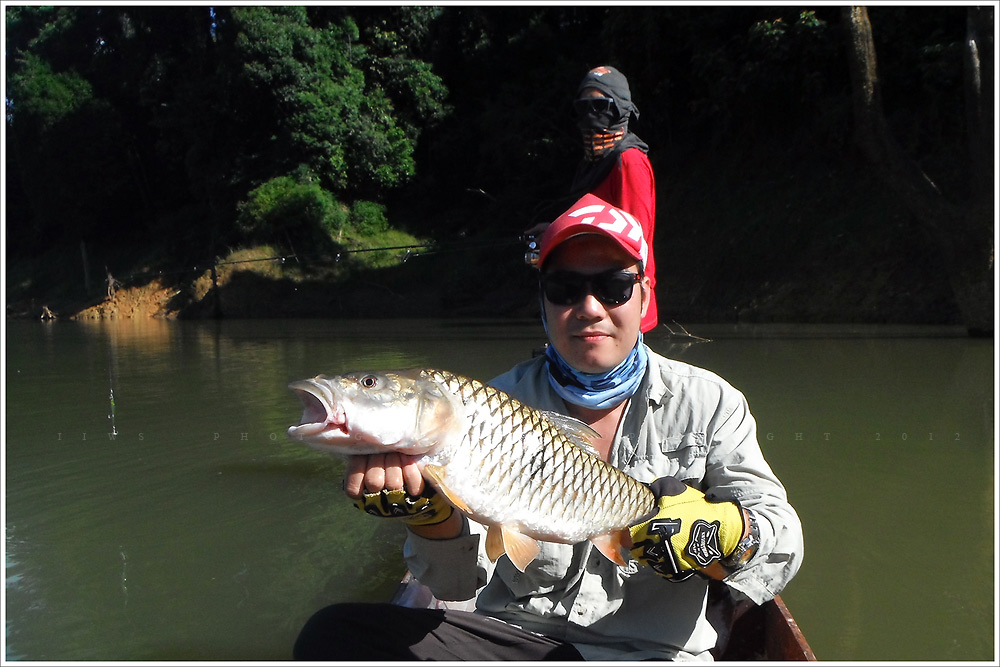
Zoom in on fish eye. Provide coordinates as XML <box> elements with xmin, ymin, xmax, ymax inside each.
<box><xmin>360</xmin><ymin>375</ymin><xmax>378</xmax><ymax>388</ymax></box>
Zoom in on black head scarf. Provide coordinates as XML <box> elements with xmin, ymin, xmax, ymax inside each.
<box><xmin>576</xmin><ymin>65</ymin><xmax>639</xmax><ymax>124</ymax></box>
<box><xmin>571</xmin><ymin>66</ymin><xmax>649</xmax><ymax>196</ymax></box>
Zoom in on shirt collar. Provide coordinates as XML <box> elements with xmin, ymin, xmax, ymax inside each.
<box><xmin>642</xmin><ymin>347</ymin><xmax>673</xmax><ymax>407</ymax></box>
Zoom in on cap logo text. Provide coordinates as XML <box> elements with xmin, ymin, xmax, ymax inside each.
<box><xmin>567</xmin><ymin>203</ymin><xmax>649</xmax><ymax>266</ymax></box>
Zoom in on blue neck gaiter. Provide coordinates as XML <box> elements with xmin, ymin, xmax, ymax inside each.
<box><xmin>544</xmin><ymin>334</ymin><xmax>648</xmax><ymax>409</ymax></box>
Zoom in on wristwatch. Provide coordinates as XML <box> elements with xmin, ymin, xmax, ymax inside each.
<box><xmin>721</xmin><ymin>507</ymin><xmax>760</xmax><ymax>572</ymax></box>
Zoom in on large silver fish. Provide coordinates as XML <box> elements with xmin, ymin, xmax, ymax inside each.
<box><xmin>286</xmin><ymin>368</ymin><xmax>655</xmax><ymax>571</ymax></box>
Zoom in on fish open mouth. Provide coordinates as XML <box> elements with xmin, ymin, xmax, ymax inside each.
<box><xmin>287</xmin><ymin>379</ymin><xmax>349</xmax><ymax>440</ymax></box>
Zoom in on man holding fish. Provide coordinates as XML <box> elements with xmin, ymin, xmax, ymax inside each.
<box><xmin>290</xmin><ymin>193</ymin><xmax>803</xmax><ymax>660</ymax></box>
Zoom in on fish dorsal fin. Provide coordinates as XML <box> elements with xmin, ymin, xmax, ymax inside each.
<box><xmin>541</xmin><ymin>410</ymin><xmax>603</xmax><ymax>458</ymax></box>
<box><xmin>500</xmin><ymin>525</ymin><xmax>541</xmax><ymax>572</ymax></box>
<box><xmin>422</xmin><ymin>464</ymin><xmax>471</xmax><ymax>514</ymax></box>
<box><xmin>590</xmin><ymin>530</ymin><xmax>629</xmax><ymax>567</ymax></box>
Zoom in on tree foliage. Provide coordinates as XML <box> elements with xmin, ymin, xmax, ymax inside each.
<box><xmin>229</xmin><ymin>7</ymin><xmax>425</xmax><ymax>194</ymax></box>
<box><xmin>5</xmin><ymin>5</ymin><xmax>447</xmax><ymax>256</ymax></box>
<box><xmin>236</xmin><ymin>175</ymin><xmax>345</xmax><ymax>248</ymax></box>
<box><xmin>5</xmin><ymin>6</ymin><xmax>990</xmax><ymax>330</ymax></box>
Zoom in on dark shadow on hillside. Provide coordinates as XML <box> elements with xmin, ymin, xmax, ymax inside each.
<box><xmin>177</xmin><ymin>264</ymin><xmax>539</xmax><ymax>320</ymax></box>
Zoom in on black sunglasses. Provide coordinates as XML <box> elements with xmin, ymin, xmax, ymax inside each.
<box><xmin>540</xmin><ymin>269</ymin><xmax>641</xmax><ymax>307</ymax></box>
<box><xmin>573</xmin><ymin>96</ymin><xmax>620</xmax><ymax>119</ymax></box>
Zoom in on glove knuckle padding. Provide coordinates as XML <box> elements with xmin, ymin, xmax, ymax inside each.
<box><xmin>648</xmin><ymin>476</ymin><xmax>687</xmax><ymax>497</ymax></box>
<box><xmin>628</xmin><ymin>477</ymin><xmax>744</xmax><ymax>581</ymax></box>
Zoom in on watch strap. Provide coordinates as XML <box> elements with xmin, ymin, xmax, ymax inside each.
<box><xmin>720</xmin><ymin>507</ymin><xmax>760</xmax><ymax>572</ymax></box>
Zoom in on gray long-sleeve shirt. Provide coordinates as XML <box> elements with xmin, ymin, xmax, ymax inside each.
<box><xmin>403</xmin><ymin>348</ymin><xmax>803</xmax><ymax>660</ymax></box>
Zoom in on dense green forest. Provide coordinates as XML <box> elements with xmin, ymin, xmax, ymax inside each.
<box><xmin>4</xmin><ymin>5</ymin><xmax>994</xmax><ymax>333</ymax></box>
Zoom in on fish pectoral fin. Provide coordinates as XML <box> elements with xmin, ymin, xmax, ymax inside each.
<box><xmin>422</xmin><ymin>464</ymin><xmax>471</xmax><ymax>514</ymax></box>
<box><xmin>590</xmin><ymin>530</ymin><xmax>628</xmax><ymax>567</ymax></box>
<box><xmin>541</xmin><ymin>411</ymin><xmax>602</xmax><ymax>457</ymax></box>
<box><xmin>500</xmin><ymin>525</ymin><xmax>541</xmax><ymax>572</ymax></box>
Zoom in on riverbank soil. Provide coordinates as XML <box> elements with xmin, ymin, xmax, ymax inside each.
<box><xmin>5</xmin><ymin>241</ymin><xmax>538</xmax><ymax>322</ymax></box>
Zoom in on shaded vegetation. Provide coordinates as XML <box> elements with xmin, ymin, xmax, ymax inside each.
<box><xmin>4</xmin><ymin>6</ymin><xmax>992</xmax><ymax>331</ymax></box>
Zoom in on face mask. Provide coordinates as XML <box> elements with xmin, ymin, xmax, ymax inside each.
<box><xmin>575</xmin><ymin>94</ymin><xmax>627</xmax><ymax>160</ymax></box>
<box><xmin>573</xmin><ymin>96</ymin><xmax>622</xmax><ymax>130</ymax></box>
<box><xmin>581</xmin><ymin>127</ymin><xmax>626</xmax><ymax>160</ymax></box>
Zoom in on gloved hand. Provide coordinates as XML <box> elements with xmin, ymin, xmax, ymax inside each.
<box><xmin>351</xmin><ymin>487</ymin><xmax>454</xmax><ymax>527</ymax></box>
<box><xmin>629</xmin><ymin>477</ymin><xmax>748</xmax><ymax>581</ymax></box>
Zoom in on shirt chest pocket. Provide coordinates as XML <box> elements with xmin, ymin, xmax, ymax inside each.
<box><xmin>657</xmin><ymin>432</ymin><xmax>708</xmax><ymax>483</ymax></box>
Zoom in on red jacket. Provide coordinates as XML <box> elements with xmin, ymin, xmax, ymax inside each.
<box><xmin>589</xmin><ymin>147</ymin><xmax>658</xmax><ymax>332</ymax></box>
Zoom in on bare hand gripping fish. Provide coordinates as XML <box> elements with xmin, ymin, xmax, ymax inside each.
<box><xmin>287</xmin><ymin>368</ymin><xmax>655</xmax><ymax>572</ymax></box>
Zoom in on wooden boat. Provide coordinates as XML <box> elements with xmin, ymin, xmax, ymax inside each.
<box><xmin>391</xmin><ymin>572</ymin><xmax>815</xmax><ymax>661</ymax></box>
<box><xmin>716</xmin><ymin>589</ymin><xmax>816</xmax><ymax>661</ymax></box>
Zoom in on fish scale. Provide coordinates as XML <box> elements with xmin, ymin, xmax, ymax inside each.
<box><xmin>422</xmin><ymin>369</ymin><xmax>653</xmax><ymax>541</ymax></box>
<box><xmin>287</xmin><ymin>367</ymin><xmax>656</xmax><ymax>571</ymax></box>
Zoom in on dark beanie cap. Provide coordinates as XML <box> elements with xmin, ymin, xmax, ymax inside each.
<box><xmin>576</xmin><ymin>65</ymin><xmax>638</xmax><ymax>119</ymax></box>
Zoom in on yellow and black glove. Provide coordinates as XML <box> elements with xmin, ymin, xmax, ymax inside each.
<box><xmin>628</xmin><ymin>477</ymin><xmax>752</xmax><ymax>581</ymax></box>
<box><xmin>351</xmin><ymin>487</ymin><xmax>454</xmax><ymax>527</ymax></box>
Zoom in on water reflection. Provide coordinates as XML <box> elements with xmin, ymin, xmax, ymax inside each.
<box><xmin>4</xmin><ymin>319</ymin><xmax>995</xmax><ymax>661</ymax></box>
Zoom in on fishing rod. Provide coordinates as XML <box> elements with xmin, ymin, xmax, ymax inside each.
<box><xmin>109</xmin><ymin>236</ymin><xmax>525</xmax><ymax>288</ymax></box>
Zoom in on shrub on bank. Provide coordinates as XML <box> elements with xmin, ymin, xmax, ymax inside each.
<box><xmin>236</xmin><ymin>175</ymin><xmax>347</xmax><ymax>247</ymax></box>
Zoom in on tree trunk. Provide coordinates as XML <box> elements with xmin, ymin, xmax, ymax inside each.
<box><xmin>842</xmin><ymin>6</ymin><xmax>994</xmax><ymax>335</ymax></box>
<box><xmin>958</xmin><ymin>7</ymin><xmax>995</xmax><ymax>336</ymax></box>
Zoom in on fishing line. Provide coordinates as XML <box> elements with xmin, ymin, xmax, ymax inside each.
<box><xmin>120</xmin><ymin>546</ymin><xmax>129</xmax><ymax>609</ymax></box>
<box><xmin>108</xmin><ymin>384</ymin><xmax>118</xmax><ymax>438</ymax></box>
<box><xmin>233</xmin><ymin>563</ymin><xmax>250</xmax><ymax>609</ymax></box>
<box><xmin>107</xmin><ymin>327</ymin><xmax>119</xmax><ymax>438</ymax></box>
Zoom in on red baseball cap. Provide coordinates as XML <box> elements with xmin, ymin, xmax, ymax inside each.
<box><xmin>537</xmin><ymin>193</ymin><xmax>649</xmax><ymax>270</ymax></box>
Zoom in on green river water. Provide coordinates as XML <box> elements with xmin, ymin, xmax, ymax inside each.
<box><xmin>3</xmin><ymin>318</ymin><xmax>995</xmax><ymax>661</ymax></box>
